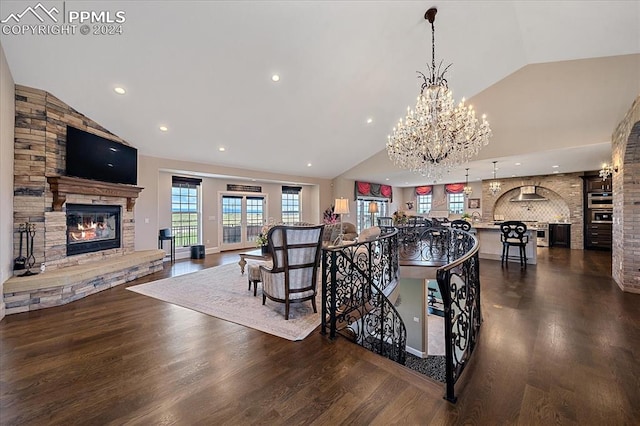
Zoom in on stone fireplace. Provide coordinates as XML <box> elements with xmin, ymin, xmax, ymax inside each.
<box><xmin>4</xmin><ymin>85</ymin><xmax>165</xmax><ymax>315</ymax></box>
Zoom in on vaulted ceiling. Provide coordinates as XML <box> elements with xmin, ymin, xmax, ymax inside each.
<box><xmin>1</xmin><ymin>1</ymin><xmax>638</xmax><ymax>186</ymax></box>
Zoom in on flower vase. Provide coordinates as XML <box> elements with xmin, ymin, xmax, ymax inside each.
<box><xmin>261</xmin><ymin>245</ymin><xmax>269</xmax><ymax>255</ymax></box>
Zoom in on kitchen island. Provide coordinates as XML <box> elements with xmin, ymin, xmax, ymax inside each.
<box><xmin>472</xmin><ymin>222</ymin><xmax>537</xmax><ymax>265</ymax></box>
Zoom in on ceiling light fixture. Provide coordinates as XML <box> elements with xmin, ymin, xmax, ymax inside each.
<box><xmin>159</xmin><ymin>126</ymin><xmax>168</xmax><ymax>132</ymax></box>
<box><xmin>463</xmin><ymin>168</ymin><xmax>473</xmax><ymax>198</ymax></box>
<box><xmin>386</xmin><ymin>7</ymin><xmax>491</xmax><ymax>180</ymax></box>
<box><xmin>307</xmin><ymin>163</ymin><xmax>312</xmax><ymax>167</ymax></box>
<box><xmin>599</xmin><ymin>163</ymin><xmax>617</xmax><ymax>180</ymax></box>
<box><xmin>366</xmin><ymin>117</ymin><xmax>373</xmax><ymax>124</ymax></box>
<box><xmin>271</xmin><ymin>74</ymin><xmax>280</xmax><ymax>82</ymax></box>
<box><xmin>489</xmin><ymin>161</ymin><xmax>501</xmax><ymax>196</ymax></box>
<box><xmin>218</xmin><ymin>147</ymin><xmax>225</xmax><ymax>152</ymax></box>
<box><xmin>114</xmin><ymin>87</ymin><xmax>126</xmax><ymax>95</ymax></box>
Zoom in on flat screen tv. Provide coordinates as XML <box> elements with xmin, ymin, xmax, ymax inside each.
<box><xmin>65</xmin><ymin>126</ymin><xmax>137</xmax><ymax>185</ymax></box>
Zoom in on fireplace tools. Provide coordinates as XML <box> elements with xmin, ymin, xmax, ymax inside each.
<box><xmin>13</xmin><ymin>223</ymin><xmax>27</xmax><ymax>270</ymax></box>
<box><xmin>18</xmin><ymin>222</ymin><xmax>38</xmax><ymax>277</ymax></box>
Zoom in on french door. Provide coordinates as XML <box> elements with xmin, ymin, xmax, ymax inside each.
<box><xmin>220</xmin><ymin>193</ymin><xmax>267</xmax><ymax>251</ymax></box>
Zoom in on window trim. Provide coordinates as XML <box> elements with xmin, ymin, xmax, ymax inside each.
<box><xmin>448</xmin><ymin>193</ymin><xmax>465</xmax><ymax>214</ymax></box>
<box><xmin>171</xmin><ymin>177</ymin><xmax>202</xmax><ymax>247</ymax></box>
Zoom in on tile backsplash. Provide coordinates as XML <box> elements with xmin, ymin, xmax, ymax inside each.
<box><xmin>493</xmin><ymin>187</ymin><xmax>571</xmax><ymax>222</ymax></box>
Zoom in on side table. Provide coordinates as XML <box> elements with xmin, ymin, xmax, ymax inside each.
<box><xmin>158</xmin><ymin>235</ymin><xmax>175</xmax><ymax>262</ymax></box>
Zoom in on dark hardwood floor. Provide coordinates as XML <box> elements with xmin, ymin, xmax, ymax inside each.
<box><xmin>2</xmin><ymin>248</ymin><xmax>639</xmax><ymax>424</ymax></box>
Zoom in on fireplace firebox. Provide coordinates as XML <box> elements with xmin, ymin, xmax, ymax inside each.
<box><xmin>66</xmin><ymin>204</ymin><xmax>121</xmax><ymax>256</ymax></box>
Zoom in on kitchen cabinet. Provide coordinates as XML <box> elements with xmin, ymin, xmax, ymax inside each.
<box><xmin>585</xmin><ymin>222</ymin><xmax>612</xmax><ymax>250</ymax></box>
<box><xmin>550</xmin><ymin>224</ymin><xmax>570</xmax><ymax>248</ymax></box>
<box><xmin>586</xmin><ymin>176</ymin><xmax>612</xmax><ymax>192</ymax></box>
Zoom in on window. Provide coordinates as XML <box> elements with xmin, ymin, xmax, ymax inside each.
<box><xmin>171</xmin><ymin>176</ymin><xmax>201</xmax><ymax>247</ymax></box>
<box><xmin>417</xmin><ymin>194</ymin><xmax>432</xmax><ymax>214</ymax></box>
<box><xmin>356</xmin><ymin>198</ymin><xmax>389</xmax><ymax>232</ymax></box>
<box><xmin>448</xmin><ymin>193</ymin><xmax>465</xmax><ymax>214</ymax></box>
<box><xmin>281</xmin><ymin>186</ymin><xmax>301</xmax><ymax>224</ymax></box>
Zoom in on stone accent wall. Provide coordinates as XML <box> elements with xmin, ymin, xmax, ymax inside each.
<box><xmin>611</xmin><ymin>95</ymin><xmax>640</xmax><ymax>293</ymax></box>
<box><xmin>481</xmin><ymin>173</ymin><xmax>584</xmax><ymax>250</ymax></box>
<box><xmin>13</xmin><ymin>85</ymin><xmax>133</xmax><ymax>271</ymax></box>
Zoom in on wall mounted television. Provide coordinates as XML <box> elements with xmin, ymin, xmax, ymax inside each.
<box><xmin>65</xmin><ymin>126</ymin><xmax>138</xmax><ymax>185</ymax></box>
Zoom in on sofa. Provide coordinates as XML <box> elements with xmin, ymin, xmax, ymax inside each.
<box><xmin>322</xmin><ymin>222</ymin><xmax>358</xmax><ymax>243</ymax></box>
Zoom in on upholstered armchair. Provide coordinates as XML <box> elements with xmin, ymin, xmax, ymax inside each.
<box><xmin>260</xmin><ymin>224</ymin><xmax>324</xmax><ymax>320</ymax></box>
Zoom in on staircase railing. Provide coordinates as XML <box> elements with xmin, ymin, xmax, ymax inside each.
<box><xmin>321</xmin><ymin>225</ymin><xmax>481</xmax><ymax>403</ymax></box>
<box><xmin>321</xmin><ymin>229</ymin><xmax>405</xmax><ymax>364</ymax></box>
<box><xmin>398</xmin><ymin>226</ymin><xmax>481</xmax><ymax>403</ymax></box>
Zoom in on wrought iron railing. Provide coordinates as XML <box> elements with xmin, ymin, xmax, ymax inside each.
<box><xmin>398</xmin><ymin>226</ymin><xmax>481</xmax><ymax>403</ymax></box>
<box><xmin>322</xmin><ymin>224</ymin><xmax>481</xmax><ymax>402</ymax></box>
<box><xmin>321</xmin><ymin>230</ymin><xmax>406</xmax><ymax>364</ymax></box>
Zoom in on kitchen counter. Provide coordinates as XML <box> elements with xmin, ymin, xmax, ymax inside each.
<box><xmin>470</xmin><ymin>222</ymin><xmax>537</xmax><ymax>265</ymax></box>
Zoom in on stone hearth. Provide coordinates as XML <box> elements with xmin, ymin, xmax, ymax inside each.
<box><xmin>4</xmin><ymin>250</ymin><xmax>165</xmax><ymax>315</ymax></box>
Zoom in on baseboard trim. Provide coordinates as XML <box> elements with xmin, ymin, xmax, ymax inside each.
<box><xmin>406</xmin><ymin>345</ymin><xmax>427</xmax><ymax>358</ymax></box>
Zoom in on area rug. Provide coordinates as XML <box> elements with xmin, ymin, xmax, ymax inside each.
<box><xmin>405</xmin><ymin>354</ymin><xmax>446</xmax><ymax>383</ymax></box>
<box><xmin>127</xmin><ymin>262</ymin><xmax>320</xmax><ymax>341</ymax></box>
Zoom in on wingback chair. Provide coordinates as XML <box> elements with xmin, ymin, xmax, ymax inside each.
<box><xmin>260</xmin><ymin>224</ymin><xmax>324</xmax><ymax>320</ymax></box>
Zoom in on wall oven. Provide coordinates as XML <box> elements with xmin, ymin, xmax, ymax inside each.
<box><xmin>591</xmin><ymin>210</ymin><xmax>613</xmax><ymax>224</ymax></box>
<box><xmin>588</xmin><ymin>193</ymin><xmax>613</xmax><ymax>209</ymax></box>
<box><xmin>536</xmin><ymin>222</ymin><xmax>549</xmax><ymax>247</ymax></box>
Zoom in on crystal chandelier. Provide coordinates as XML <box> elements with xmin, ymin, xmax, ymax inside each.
<box><xmin>463</xmin><ymin>168</ymin><xmax>473</xmax><ymax>198</ymax></box>
<box><xmin>386</xmin><ymin>7</ymin><xmax>492</xmax><ymax>180</ymax></box>
<box><xmin>489</xmin><ymin>161</ymin><xmax>501</xmax><ymax>196</ymax></box>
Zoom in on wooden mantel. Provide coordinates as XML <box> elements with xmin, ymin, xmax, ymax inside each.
<box><xmin>46</xmin><ymin>176</ymin><xmax>144</xmax><ymax>211</ymax></box>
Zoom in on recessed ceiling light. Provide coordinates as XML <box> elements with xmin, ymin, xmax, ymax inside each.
<box><xmin>385</xmin><ymin>178</ymin><xmax>389</xmax><ymax>181</ymax></box>
<box><xmin>271</xmin><ymin>74</ymin><xmax>280</xmax><ymax>82</ymax></box>
<box><xmin>515</xmin><ymin>162</ymin><xmax>521</xmax><ymax>166</ymax></box>
<box><xmin>512</xmin><ymin>174</ymin><xmax>516</xmax><ymax>177</ymax></box>
<box><xmin>553</xmin><ymin>170</ymin><xmax>559</xmax><ymax>174</ymax></box>
<box><xmin>366</xmin><ymin>118</ymin><xmax>373</xmax><ymax>124</ymax></box>
<box><xmin>307</xmin><ymin>163</ymin><xmax>312</xmax><ymax>167</ymax></box>
<box><xmin>552</xmin><ymin>165</ymin><xmax>559</xmax><ymax>168</ymax></box>
<box><xmin>218</xmin><ymin>147</ymin><xmax>225</xmax><ymax>152</ymax></box>
<box><xmin>114</xmin><ymin>87</ymin><xmax>126</xmax><ymax>95</ymax></box>
<box><xmin>159</xmin><ymin>126</ymin><xmax>168</xmax><ymax>132</ymax></box>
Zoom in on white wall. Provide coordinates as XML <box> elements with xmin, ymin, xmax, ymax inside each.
<box><xmin>0</xmin><ymin>42</ymin><xmax>15</xmax><ymax>321</ymax></box>
<box><xmin>135</xmin><ymin>155</ymin><xmax>333</xmax><ymax>254</ymax></box>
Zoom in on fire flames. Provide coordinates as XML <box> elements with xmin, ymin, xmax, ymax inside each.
<box><xmin>69</xmin><ymin>221</ymin><xmax>108</xmax><ymax>242</ymax></box>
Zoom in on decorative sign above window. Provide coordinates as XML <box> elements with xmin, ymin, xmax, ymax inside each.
<box><xmin>227</xmin><ymin>184</ymin><xmax>262</xmax><ymax>193</ymax></box>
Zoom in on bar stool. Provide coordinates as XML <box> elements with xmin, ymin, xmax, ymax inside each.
<box><xmin>450</xmin><ymin>219</ymin><xmax>471</xmax><ymax>231</ymax></box>
<box><xmin>158</xmin><ymin>228</ymin><xmax>175</xmax><ymax>262</ymax></box>
<box><xmin>500</xmin><ymin>221</ymin><xmax>528</xmax><ymax>269</ymax></box>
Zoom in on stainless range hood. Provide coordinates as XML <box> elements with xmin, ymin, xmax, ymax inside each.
<box><xmin>510</xmin><ymin>186</ymin><xmax>547</xmax><ymax>202</ymax></box>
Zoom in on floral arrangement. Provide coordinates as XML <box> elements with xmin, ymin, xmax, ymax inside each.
<box><xmin>255</xmin><ymin>223</ymin><xmax>273</xmax><ymax>247</ymax></box>
<box><xmin>392</xmin><ymin>210</ymin><xmax>408</xmax><ymax>225</ymax></box>
<box><xmin>323</xmin><ymin>205</ymin><xmax>338</xmax><ymax>224</ymax></box>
